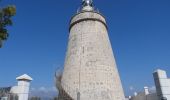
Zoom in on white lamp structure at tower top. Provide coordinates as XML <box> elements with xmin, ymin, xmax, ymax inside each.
<box><xmin>82</xmin><ymin>0</ymin><xmax>94</xmax><ymax>11</ymax></box>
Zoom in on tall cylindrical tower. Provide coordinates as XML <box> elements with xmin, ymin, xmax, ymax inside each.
<box><xmin>60</xmin><ymin>0</ymin><xmax>125</xmax><ymax>100</ymax></box>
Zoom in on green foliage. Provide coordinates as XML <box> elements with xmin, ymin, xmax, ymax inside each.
<box><xmin>0</xmin><ymin>5</ymin><xmax>16</xmax><ymax>47</ymax></box>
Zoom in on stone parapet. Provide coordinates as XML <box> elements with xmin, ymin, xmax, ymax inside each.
<box><xmin>69</xmin><ymin>11</ymin><xmax>107</xmax><ymax>32</ymax></box>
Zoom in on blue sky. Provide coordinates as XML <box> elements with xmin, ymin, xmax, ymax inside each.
<box><xmin>0</xmin><ymin>0</ymin><xmax>170</xmax><ymax>96</ymax></box>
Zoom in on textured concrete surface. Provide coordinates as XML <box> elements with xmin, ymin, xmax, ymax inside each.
<box><xmin>61</xmin><ymin>11</ymin><xmax>125</xmax><ymax>100</ymax></box>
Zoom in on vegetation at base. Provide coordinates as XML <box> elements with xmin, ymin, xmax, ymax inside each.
<box><xmin>0</xmin><ymin>4</ymin><xmax>16</xmax><ymax>48</ymax></box>
<box><xmin>29</xmin><ymin>96</ymin><xmax>41</xmax><ymax>100</ymax></box>
<box><xmin>28</xmin><ymin>96</ymin><xmax>61</xmax><ymax>100</ymax></box>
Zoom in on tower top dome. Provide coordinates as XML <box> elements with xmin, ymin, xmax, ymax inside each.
<box><xmin>82</xmin><ymin>0</ymin><xmax>93</xmax><ymax>7</ymax></box>
<box><xmin>81</xmin><ymin>0</ymin><xmax>94</xmax><ymax>11</ymax></box>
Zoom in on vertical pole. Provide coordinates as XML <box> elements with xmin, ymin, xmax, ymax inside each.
<box><xmin>77</xmin><ymin>92</ymin><xmax>80</xmax><ymax>100</ymax></box>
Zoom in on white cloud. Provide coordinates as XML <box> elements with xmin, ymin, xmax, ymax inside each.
<box><xmin>129</xmin><ymin>86</ymin><xmax>135</xmax><ymax>91</ymax></box>
<box><xmin>30</xmin><ymin>86</ymin><xmax>58</xmax><ymax>98</ymax></box>
<box><xmin>31</xmin><ymin>87</ymin><xmax>36</xmax><ymax>91</ymax></box>
<box><xmin>51</xmin><ymin>86</ymin><xmax>57</xmax><ymax>91</ymax></box>
<box><xmin>39</xmin><ymin>87</ymin><xmax>46</xmax><ymax>91</ymax></box>
<box><xmin>30</xmin><ymin>86</ymin><xmax>57</xmax><ymax>92</ymax></box>
<box><xmin>149</xmin><ymin>86</ymin><xmax>156</xmax><ymax>92</ymax></box>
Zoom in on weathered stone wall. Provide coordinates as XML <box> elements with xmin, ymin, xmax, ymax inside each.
<box><xmin>61</xmin><ymin>11</ymin><xmax>125</xmax><ymax>100</ymax></box>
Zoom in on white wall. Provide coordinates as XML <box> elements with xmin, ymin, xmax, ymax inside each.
<box><xmin>153</xmin><ymin>69</ymin><xmax>170</xmax><ymax>100</ymax></box>
<box><xmin>130</xmin><ymin>69</ymin><xmax>170</xmax><ymax>100</ymax></box>
<box><xmin>10</xmin><ymin>80</ymin><xmax>31</xmax><ymax>100</ymax></box>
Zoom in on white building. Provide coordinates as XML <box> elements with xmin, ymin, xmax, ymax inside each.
<box><xmin>129</xmin><ymin>69</ymin><xmax>170</xmax><ymax>100</ymax></box>
<box><xmin>0</xmin><ymin>74</ymin><xmax>33</xmax><ymax>100</ymax></box>
<box><xmin>153</xmin><ymin>69</ymin><xmax>170</xmax><ymax>100</ymax></box>
<box><xmin>129</xmin><ymin>87</ymin><xmax>158</xmax><ymax>100</ymax></box>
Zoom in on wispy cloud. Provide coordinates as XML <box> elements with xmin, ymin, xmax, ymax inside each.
<box><xmin>148</xmin><ymin>86</ymin><xmax>156</xmax><ymax>93</ymax></box>
<box><xmin>129</xmin><ymin>86</ymin><xmax>135</xmax><ymax>91</ymax></box>
<box><xmin>31</xmin><ymin>86</ymin><xmax>57</xmax><ymax>92</ymax></box>
<box><xmin>29</xmin><ymin>86</ymin><xmax>58</xmax><ymax>99</ymax></box>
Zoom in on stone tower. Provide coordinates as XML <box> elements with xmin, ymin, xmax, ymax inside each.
<box><xmin>59</xmin><ymin>0</ymin><xmax>125</xmax><ymax>100</ymax></box>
